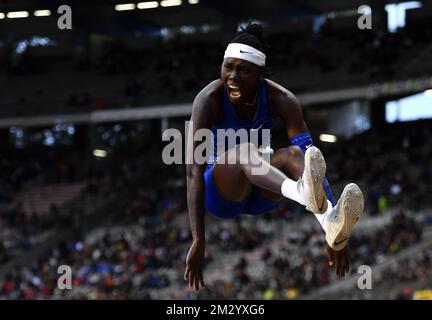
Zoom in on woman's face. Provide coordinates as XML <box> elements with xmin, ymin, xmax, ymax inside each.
<box><xmin>221</xmin><ymin>57</ymin><xmax>261</xmax><ymax>105</ymax></box>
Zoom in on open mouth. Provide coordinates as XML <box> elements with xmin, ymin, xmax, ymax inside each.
<box><xmin>228</xmin><ymin>85</ymin><xmax>242</xmax><ymax>99</ymax></box>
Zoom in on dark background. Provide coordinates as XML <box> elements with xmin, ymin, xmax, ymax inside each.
<box><xmin>0</xmin><ymin>0</ymin><xmax>431</xmax><ymax>300</ymax></box>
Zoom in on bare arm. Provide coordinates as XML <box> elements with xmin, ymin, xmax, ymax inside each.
<box><xmin>186</xmin><ymin>93</ymin><xmax>211</xmax><ymax>244</ymax></box>
<box><xmin>184</xmin><ymin>89</ymin><xmax>215</xmax><ymax>291</ymax></box>
<box><xmin>271</xmin><ymin>88</ymin><xmax>308</xmax><ymax>139</ymax></box>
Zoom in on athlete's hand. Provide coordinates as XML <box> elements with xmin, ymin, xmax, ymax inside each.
<box><xmin>184</xmin><ymin>240</ymin><xmax>206</xmax><ymax>291</ymax></box>
<box><xmin>327</xmin><ymin>243</ymin><xmax>350</xmax><ymax>277</ymax></box>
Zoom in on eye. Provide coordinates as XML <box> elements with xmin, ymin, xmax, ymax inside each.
<box><xmin>224</xmin><ymin>63</ymin><xmax>232</xmax><ymax>70</ymax></box>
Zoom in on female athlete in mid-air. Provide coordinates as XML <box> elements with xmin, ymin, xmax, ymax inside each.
<box><xmin>184</xmin><ymin>23</ymin><xmax>364</xmax><ymax>291</ymax></box>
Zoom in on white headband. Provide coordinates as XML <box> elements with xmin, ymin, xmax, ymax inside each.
<box><xmin>224</xmin><ymin>43</ymin><xmax>266</xmax><ymax>67</ymax></box>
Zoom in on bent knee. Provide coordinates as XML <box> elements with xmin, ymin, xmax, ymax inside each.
<box><xmin>222</xmin><ymin>143</ymin><xmax>256</xmax><ymax>165</ymax></box>
<box><xmin>273</xmin><ymin>146</ymin><xmax>304</xmax><ymax>178</ymax></box>
<box><xmin>221</xmin><ymin>143</ymin><xmax>260</xmax><ymax>166</ymax></box>
<box><xmin>238</xmin><ymin>142</ymin><xmax>259</xmax><ymax>153</ymax></box>
<box><xmin>285</xmin><ymin>146</ymin><xmax>304</xmax><ymax>161</ymax></box>
<box><xmin>236</xmin><ymin>142</ymin><xmax>259</xmax><ymax>161</ymax></box>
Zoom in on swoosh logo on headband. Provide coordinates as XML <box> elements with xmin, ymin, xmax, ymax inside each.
<box><xmin>240</xmin><ymin>49</ymin><xmax>254</xmax><ymax>54</ymax></box>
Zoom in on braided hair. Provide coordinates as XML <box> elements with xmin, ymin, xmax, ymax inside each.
<box><xmin>229</xmin><ymin>21</ymin><xmax>272</xmax><ymax>76</ymax></box>
<box><xmin>230</xmin><ymin>22</ymin><xmax>270</xmax><ymax>55</ymax></box>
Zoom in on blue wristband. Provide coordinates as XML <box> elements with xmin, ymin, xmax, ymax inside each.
<box><xmin>289</xmin><ymin>132</ymin><xmax>313</xmax><ymax>153</ymax></box>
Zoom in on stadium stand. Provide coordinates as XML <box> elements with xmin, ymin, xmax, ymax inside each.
<box><xmin>0</xmin><ymin>0</ymin><xmax>431</xmax><ymax>301</ymax></box>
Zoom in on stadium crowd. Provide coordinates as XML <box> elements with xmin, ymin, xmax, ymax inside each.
<box><xmin>1</xmin><ymin>16</ymin><xmax>431</xmax><ymax>117</ymax></box>
<box><xmin>0</xmin><ymin>119</ymin><xmax>430</xmax><ymax>299</ymax></box>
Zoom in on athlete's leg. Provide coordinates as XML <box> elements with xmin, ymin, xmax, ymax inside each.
<box><xmin>211</xmin><ymin>142</ymin><xmax>364</xmax><ymax>251</ymax></box>
<box><xmin>259</xmin><ymin>146</ymin><xmax>305</xmax><ymax>201</ymax></box>
<box><xmin>212</xmin><ymin>142</ymin><xmax>284</xmax><ymax>202</ymax></box>
<box><xmin>211</xmin><ymin>143</ymin><xmax>322</xmax><ymax>210</ymax></box>
<box><xmin>255</xmin><ymin>146</ymin><xmax>333</xmax><ymax>226</ymax></box>
<box><xmin>255</xmin><ymin>147</ymin><xmax>364</xmax><ymax>252</ymax></box>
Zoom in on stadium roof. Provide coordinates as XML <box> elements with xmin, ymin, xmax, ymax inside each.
<box><xmin>0</xmin><ymin>0</ymin><xmax>404</xmax><ymax>36</ymax></box>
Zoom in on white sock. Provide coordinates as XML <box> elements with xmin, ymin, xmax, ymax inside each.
<box><xmin>281</xmin><ymin>179</ymin><xmax>306</xmax><ymax>206</ymax></box>
<box><xmin>281</xmin><ymin>180</ymin><xmax>333</xmax><ymax>233</ymax></box>
<box><xmin>314</xmin><ymin>200</ymin><xmax>333</xmax><ymax>232</ymax></box>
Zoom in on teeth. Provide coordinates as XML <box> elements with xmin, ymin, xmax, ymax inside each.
<box><xmin>228</xmin><ymin>85</ymin><xmax>239</xmax><ymax>90</ymax></box>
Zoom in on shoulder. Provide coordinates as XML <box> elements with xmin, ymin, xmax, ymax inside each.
<box><xmin>265</xmin><ymin>78</ymin><xmax>302</xmax><ymax>118</ymax></box>
<box><xmin>191</xmin><ymin>79</ymin><xmax>224</xmax><ymax>126</ymax></box>
<box><xmin>193</xmin><ymin>80</ymin><xmax>223</xmax><ymax>109</ymax></box>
